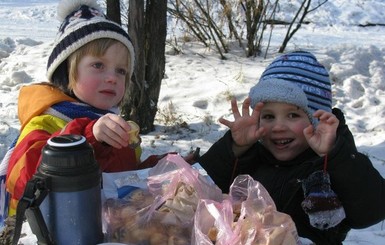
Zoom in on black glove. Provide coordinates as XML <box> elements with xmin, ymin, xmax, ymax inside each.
<box><xmin>301</xmin><ymin>170</ymin><xmax>346</xmax><ymax>230</ymax></box>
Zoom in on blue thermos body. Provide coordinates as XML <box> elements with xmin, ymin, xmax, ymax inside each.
<box><xmin>26</xmin><ymin>134</ymin><xmax>103</xmax><ymax>244</ymax></box>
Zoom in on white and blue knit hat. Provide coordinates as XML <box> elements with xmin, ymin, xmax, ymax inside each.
<box><xmin>249</xmin><ymin>51</ymin><xmax>332</xmax><ymax>126</ymax></box>
<box><xmin>47</xmin><ymin>0</ymin><xmax>135</xmax><ymax>82</ymax></box>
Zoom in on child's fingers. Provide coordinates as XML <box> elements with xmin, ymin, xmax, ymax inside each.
<box><xmin>313</xmin><ymin>110</ymin><xmax>339</xmax><ymax>124</ymax></box>
<box><xmin>219</xmin><ymin>117</ymin><xmax>232</xmax><ymax>128</ymax></box>
<box><xmin>231</xmin><ymin>98</ymin><xmax>241</xmax><ymax>118</ymax></box>
<box><xmin>241</xmin><ymin>97</ymin><xmax>251</xmax><ymax>116</ymax></box>
<box><xmin>303</xmin><ymin>125</ymin><xmax>314</xmax><ymax>141</ymax></box>
<box><xmin>251</xmin><ymin>102</ymin><xmax>264</xmax><ymax>121</ymax></box>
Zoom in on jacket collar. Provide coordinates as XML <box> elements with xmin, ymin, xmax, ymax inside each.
<box><xmin>17</xmin><ymin>83</ymin><xmax>76</xmax><ymax>130</ymax></box>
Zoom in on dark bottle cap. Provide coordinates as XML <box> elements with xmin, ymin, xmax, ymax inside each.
<box><xmin>38</xmin><ymin>134</ymin><xmax>100</xmax><ymax>192</ymax></box>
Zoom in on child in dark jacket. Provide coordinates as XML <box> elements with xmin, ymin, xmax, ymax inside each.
<box><xmin>198</xmin><ymin>51</ymin><xmax>385</xmax><ymax>244</ymax></box>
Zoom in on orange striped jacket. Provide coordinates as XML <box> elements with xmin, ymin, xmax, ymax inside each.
<box><xmin>5</xmin><ymin>84</ymin><xmax>142</xmax><ymax>215</ymax></box>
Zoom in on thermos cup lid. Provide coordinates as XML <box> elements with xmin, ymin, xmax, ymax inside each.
<box><xmin>47</xmin><ymin>134</ymin><xmax>86</xmax><ymax>147</ymax></box>
<box><xmin>39</xmin><ymin>134</ymin><xmax>100</xmax><ymax>192</ymax></box>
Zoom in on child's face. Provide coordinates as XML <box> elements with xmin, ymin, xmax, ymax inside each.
<box><xmin>259</xmin><ymin>102</ymin><xmax>311</xmax><ymax>161</ymax></box>
<box><xmin>72</xmin><ymin>42</ymin><xmax>129</xmax><ymax>110</ymax></box>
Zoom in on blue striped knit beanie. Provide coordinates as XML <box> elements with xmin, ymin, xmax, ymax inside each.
<box><xmin>46</xmin><ymin>0</ymin><xmax>135</xmax><ymax>82</ymax></box>
<box><xmin>249</xmin><ymin>51</ymin><xmax>332</xmax><ymax>126</ymax></box>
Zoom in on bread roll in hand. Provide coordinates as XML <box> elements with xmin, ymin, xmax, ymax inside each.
<box><xmin>127</xmin><ymin>120</ymin><xmax>140</xmax><ymax>147</ymax></box>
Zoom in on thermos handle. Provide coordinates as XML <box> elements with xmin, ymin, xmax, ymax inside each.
<box><xmin>13</xmin><ymin>175</ymin><xmax>54</xmax><ymax>245</ymax></box>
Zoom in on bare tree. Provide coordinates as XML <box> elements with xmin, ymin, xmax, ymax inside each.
<box><xmin>142</xmin><ymin>0</ymin><xmax>168</xmax><ymax>132</ymax></box>
<box><xmin>168</xmin><ymin>0</ymin><xmax>228</xmax><ymax>59</ymax></box>
<box><xmin>168</xmin><ymin>0</ymin><xmax>329</xmax><ymax>57</ymax></box>
<box><xmin>241</xmin><ymin>0</ymin><xmax>265</xmax><ymax>56</ymax></box>
<box><xmin>168</xmin><ymin>0</ymin><xmax>279</xmax><ymax>57</ymax></box>
<box><xmin>106</xmin><ymin>0</ymin><xmax>121</xmax><ymax>25</ymax></box>
<box><xmin>219</xmin><ymin>0</ymin><xmax>243</xmax><ymax>48</ymax></box>
<box><xmin>279</xmin><ymin>0</ymin><xmax>328</xmax><ymax>53</ymax></box>
<box><xmin>119</xmin><ymin>0</ymin><xmax>168</xmax><ymax>134</ymax></box>
<box><xmin>120</xmin><ymin>0</ymin><xmax>146</xmax><ymax>129</ymax></box>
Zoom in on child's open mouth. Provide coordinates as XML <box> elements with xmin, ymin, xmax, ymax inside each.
<box><xmin>273</xmin><ymin>139</ymin><xmax>293</xmax><ymax>146</ymax></box>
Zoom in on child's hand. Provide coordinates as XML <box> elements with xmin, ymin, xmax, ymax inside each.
<box><xmin>220</xmin><ymin>98</ymin><xmax>265</xmax><ymax>150</ymax></box>
<box><xmin>93</xmin><ymin>113</ymin><xmax>134</xmax><ymax>149</ymax></box>
<box><xmin>303</xmin><ymin>110</ymin><xmax>339</xmax><ymax>156</ymax></box>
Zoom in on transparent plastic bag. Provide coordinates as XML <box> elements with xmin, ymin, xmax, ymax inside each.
<box><xmin>142</xmin><ymin>154</ymin><xmax>223</xmax><ymax>226</ymax></box>
<box><xmin>103</xmin><ymin>188</ymin><xmax>156</xmax><ymax>243</ymax></box>
<box><xmin>193</xmin><ymin>175</ymin><xmax>300</xmax><ymax>245</ymax></box>
<box><xmin>103</xmin><ymin>154</ymin><xmax>223</xmax><ymax>244</ymax></box>
<box><xmin>192</xmin><ymin>198</ymin><xmax>243</xmax><ymax>245</ymax></box>
<box><xmin>147</xmin><ymin>154</ymin><xmax>222</xmax><ymax>201</ymax></box>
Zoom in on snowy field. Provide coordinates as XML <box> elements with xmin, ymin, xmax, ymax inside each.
<box><xmin>1</xmin><ymin>0</ymin><xmax>385</xmax><ymax>244</ymax></box>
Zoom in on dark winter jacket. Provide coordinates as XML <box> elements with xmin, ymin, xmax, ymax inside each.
<box><xmin>198</xmin><ymin>108</ymin><xmax>385</xmax><ymax>244</ymax></box>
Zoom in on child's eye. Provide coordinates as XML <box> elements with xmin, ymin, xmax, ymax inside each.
<box><xmin>288</xmin><ymin>113</ymin><xmax>300</xmax><ymax>118</ymax></box>
<box><xmin>117</xmin><ymin>68</ymin><xmax>127</xmax><ymax>75</ymax></box>
<box><xmin>261</xmin><ymin>114</ymin><xmax>274</xmax><ymax>120</ymax></box>
<box><xmin>92</xmin><ymin>62</ymin><xmax>103</xmax><ymax>69</ymax></box>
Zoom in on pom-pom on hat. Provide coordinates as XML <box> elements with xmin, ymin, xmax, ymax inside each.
<box><xmin>249</xmin><ymin>51</ymin><xmax>332</xmax><ymax>126</ymax></box>
<box><xmin>47</xmin><ymin>0</ymin><xmax>135</xmax><ymax>82</ymax></box>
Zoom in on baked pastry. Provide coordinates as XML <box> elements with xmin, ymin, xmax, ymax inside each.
<box><xmin>126</xmin><ymin>120</ymin><xmax>140</xmax><ymax>147</ymax></box>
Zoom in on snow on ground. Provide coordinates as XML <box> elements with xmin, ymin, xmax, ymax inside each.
<box><xmin>1</xmin><ymin>0</ymin><xmax>385</xmax><ymax>244</ymax></box>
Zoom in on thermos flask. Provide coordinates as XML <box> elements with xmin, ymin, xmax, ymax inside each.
<box><xmin>24</xmin><ymin>134</ymin><xmax>103</xmax><ymax>245</ymax></box>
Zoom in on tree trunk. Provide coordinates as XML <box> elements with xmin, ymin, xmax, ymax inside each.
<box><xmin>121</xmin><ymin>0</ymin><xmax>167</xmax><ymax>134</ymax></box>
<box><xmin>121</xmin><ymin>0</ymin><xmax>146</xmax><ymax>128</ymax></box>
<box><xmin>106</xmin><ymin>0</ymin><xmax>121</xmax><ymax>25</ymax></box>
<box><xmin>143</xmin><ymin>0</ymin><xmax>167</xmax><ymax>133</ymax></box>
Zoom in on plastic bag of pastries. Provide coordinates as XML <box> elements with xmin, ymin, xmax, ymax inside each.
<box><xmin>192</xmin><ymin>175</ymin><xmax>300</xmax><ymax>245</ymax></box>
<box><xmin>103</xmin><ymin>154</ymin><xmax>223</xmax><ymax>244</ymax></box>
